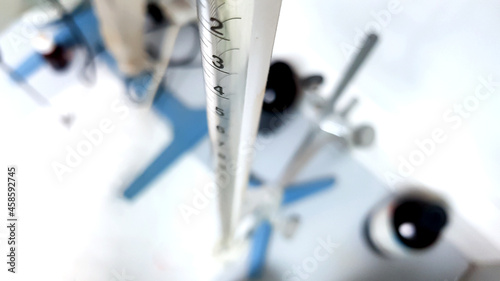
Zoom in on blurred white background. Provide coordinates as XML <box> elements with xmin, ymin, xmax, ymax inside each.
<box><xmin>0</xmin><ymin>0</ymin><xmax>499</xmax><ymax>280</ymax></box>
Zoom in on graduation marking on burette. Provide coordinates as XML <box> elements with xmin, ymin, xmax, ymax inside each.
<box><xmin>201</xmin><ymin>4</ymin><xmax>244</xmax><ymax>125</ymax></box>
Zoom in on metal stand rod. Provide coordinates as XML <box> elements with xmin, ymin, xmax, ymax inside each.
<box><xmin>324</xmin><ymin>33</ymin><xmax>378</xmax><ymax>116</ymax></box>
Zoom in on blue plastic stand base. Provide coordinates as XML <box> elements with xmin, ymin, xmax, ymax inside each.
<box><xmin>123</xmin><ymin>90</ymin><xmax>207</xmax><ymax>199</ymax></box>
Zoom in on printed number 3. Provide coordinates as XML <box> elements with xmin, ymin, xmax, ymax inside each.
<box><xmin>212</xmin><ymin>55</ymin><xmax>224</xmax><ymax>69</ymax></box>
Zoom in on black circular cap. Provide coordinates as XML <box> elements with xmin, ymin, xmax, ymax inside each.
<box><xmin>262</xmin><ymin>61</ymin><xmax>299</xmax><ymax>113</ymax></box>
<box><xmin>259</xmin><ymin>61</ymin><xmax>300</xmax><ymax>133</ymax></box>
<box><xmin>392</xmin><ymin>199</ymin><xmax>448</xmax><ymax>249</ymax></box>
<box><xmin>147</xmin><ymin>3</ymin><xmax>166</xmax><ymax>24</ymax></box>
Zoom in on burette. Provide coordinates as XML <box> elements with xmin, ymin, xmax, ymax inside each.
<box><xmin>196</xmin><ymin>0</ymin><xmax>282</xmax><ymax>249</ymax></box>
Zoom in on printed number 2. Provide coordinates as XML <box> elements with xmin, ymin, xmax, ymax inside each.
<box><xmin>210</xmin><ymin>17</ymin><xmax>223</xmax><ymax>36</ymax></box>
